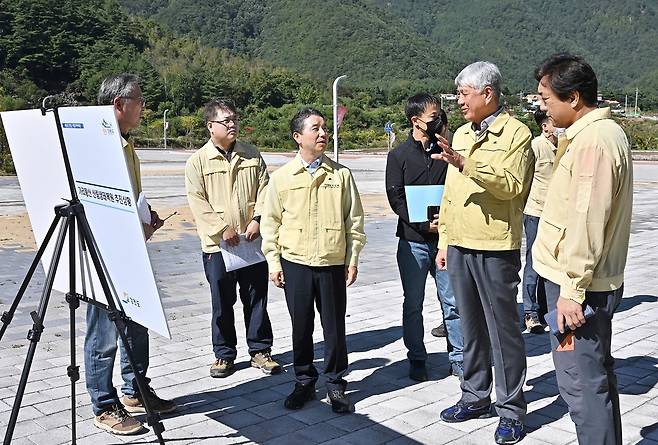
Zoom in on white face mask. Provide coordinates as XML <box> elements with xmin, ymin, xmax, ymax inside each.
<box><xmin>552</xmin><ymin>127</ymin><xmax>566</xmax><ymax>137</ymax></box>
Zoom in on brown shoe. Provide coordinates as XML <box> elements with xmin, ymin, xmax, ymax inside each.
<box><xmin>121</xmin><ymin>387</ymin><xmax>176</xmax><ymax>414</ymax></box>
<box><xmin>210</xmin><ymin>358</ymin><xmax>235</xmax><ymax>378</ymax></box>
<box><xmin>524</xmin><ymin>313</ymin><xmax>545</xmax><ymax>334</ymax></box>
<box><xmin>94</xmin><ymin>404</ymin><xmax>144</xmax><ymax>435</ymax></box>
<box><xmin>251</xmin><ymin>351</ymin><xmax>282</xmax><ymax>375</ymax></box>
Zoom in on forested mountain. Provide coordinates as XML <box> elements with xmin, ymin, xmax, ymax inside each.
<box><xmin>368</xmin><ymin>0</ymin><xmax>658</xmax><ymax>93</ymax></box>
<box><xmin>118</xmin><ymin>0</ymin><xmax>460</xmax><ymax>92</ymax></box>
<box><xmin>120</xmin><ymin>0</ymin><xmax>658</xmax><ymax>95</ymax></box>
<box><xmin>1</xmin><ymin>0</ymin><xmax>657</xmax><ymax>174</ymax></box>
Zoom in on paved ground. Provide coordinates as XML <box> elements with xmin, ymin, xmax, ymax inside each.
<box><xmin>1</xmin><ymin>150</ymin><xmax>657</xmax><ymax>444</ymax></box>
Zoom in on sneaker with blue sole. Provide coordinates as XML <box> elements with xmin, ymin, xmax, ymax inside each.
<box><xmin>440</xmin><ymin>401</ymin><xmax>492</xmax><ymax>422</ymax></box>
<box><xmin>494</xmin><ymin>417</ymin><xmax>525</xmax><ymax>444</ymax></box>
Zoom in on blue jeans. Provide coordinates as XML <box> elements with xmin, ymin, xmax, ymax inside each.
<box><xmin>522</xmin><ymin>214</ymin><xmax>547</xmax><ymax>318</ymax></box>
<box><xmin>84</xmin><ymin>305</ymin><xmax>150</xmax><ymax>415</ymax></box>
<box><xmin>397</xmin><ymin>238</ymin><xmax>463</xmax><ymax>364</ymax></box>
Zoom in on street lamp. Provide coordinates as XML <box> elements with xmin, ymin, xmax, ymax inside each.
<box><xmin>163</xmin><ymin>109</ymin><xmax>169</xmax><ymax>150</ymax></box>
<box><xmin>332</xmin><ymin>75</ymin><xmax>347</xmax><ymax>162</ymax></box>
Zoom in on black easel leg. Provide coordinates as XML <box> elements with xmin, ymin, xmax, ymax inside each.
<box><xmin>66</xmin><ymin>213</ymin><xmax>79</xmax><ymax>445</ymax></box>
<box><xmin>3</xmin><ymin>217</ymin><xmax>69</xmax><ymax>445</ymax></box>
<box><xmin>0</xmin><ymin>213</ymin><xmax>61</xmax><ymax>341</ymax></box>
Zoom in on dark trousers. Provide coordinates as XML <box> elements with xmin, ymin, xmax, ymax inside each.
<box><xmin>522</xmin><ymin>214</ymin><xmax>547</xmax><ymax>318</ymax></box>
<box><xmin>542</xmin><ymin>279</ymin><xmax>623</xmax><ymax>445</ymax></box>
<box><xmin>202</xmin><ymin>252</ymin><xmax>273</xmax><ymax>360</ymax></box>
<box><xmin>447</xmin><ymin>246</ymin><xmax>527</xmax><ymax>421</ymax></box>
<box><xmin>281</xmin><ymin>258</ymin><xmax>348</xmax><ymax>390</ymax></box>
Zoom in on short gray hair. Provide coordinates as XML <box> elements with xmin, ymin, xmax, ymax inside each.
<box><xmin>455</xmin><ymin>61</ymin><xmax>502</xmax><ymax>101</ymax></box>
<box><xmin>97</xmin><ymin>73</ymin><xmax>140</xmax><ymax>105</ymax></box>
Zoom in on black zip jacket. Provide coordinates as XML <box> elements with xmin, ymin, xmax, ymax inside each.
<box><xmin>385</xmin><ymin>133</ymin><xmax>448</xmax><ymax>243</ymax></box>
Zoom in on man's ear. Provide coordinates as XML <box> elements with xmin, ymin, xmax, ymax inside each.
<box><xmin>569</xmin><ymin>91</ymin><xmax>581</xmax><ymax>110</ymax></box>
<box><xmin>112</xmin><ymin>96</ymin><xmax>123</xmax><ymax>113</ymax></box>
<box><xmin>410</xmin><ymin>116</ymin><xmax>419</xmax><ymax>128</ymax></box>
<box><xmin>483</xmin><ymin>85</ymin><xmax>495</xmax><ymax>105</ymax></box>
<box><xmin>292</xmin><ymin>131</ymin><xmax>302</xmax><ymax>145</ymax></box>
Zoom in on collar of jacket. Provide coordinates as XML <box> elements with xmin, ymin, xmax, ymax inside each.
<box><xmin>292</xmin><ymin>152</ymin><xmax>334</xmax><ymax>175</ymax></box>
<box><xmin>202</xmin><ymin>139</ymin><xmax>247</xmax><ymax>161</ymax></box>
<box><xmin>540</xmin><ymin>133</ymin><xmax>558</xmax><ymax>152</ymax></box>
<box><xmin>565</xmin><ymin>107</ymin><xmax>612</xmax><ymax>141</ymax></box>
<box><xmin>463</xmin><ymin>110</ymin><xmax>512</xmax><ymax>140</ymax></box>
<box><xmin>405</xmin><ymin>132</ymin><xmax>430</xmax><ymax>152</ymax></box>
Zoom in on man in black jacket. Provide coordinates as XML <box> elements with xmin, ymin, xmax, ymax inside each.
<box><xmin>386</xmin><ymin>93</ymin><xmax>464</xmax><ymax>382</ymax></box>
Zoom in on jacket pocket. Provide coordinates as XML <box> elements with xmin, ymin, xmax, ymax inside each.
<box><xmin>320</xmin><ymin>225</ymin><xmax>346</xmax><ymax>259</ymax></box>
<box><xmin>279</xmin><ymin>224</ymin><xmax>304</xmax><ymax>257</ymax></box>
<box><xmin>203</xmin><ymin>165</ymin><xmax>228</xmax><ymax>176</ymax></box>
<box><xmin>463</xmin><ymin>200</ymin><xmax>510</xmax><ymax>241</ymax></box>
<box><xmin>541</xmin><ymin>218</ymin><xmax>566</xmax><ymax>259</ymax></box>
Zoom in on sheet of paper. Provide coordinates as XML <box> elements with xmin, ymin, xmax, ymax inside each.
<box><xmin>404</xmin><ymin>185</ymin><xmax>444</xmax><ymax>222</ymax></box>
<box><xmin>137</xmin><ymin>192</ymin><xmax>152</xmax><ymax>224</ymax></box>
<box><xmin>220</xmin><ymin>234</ymin><xmax>266</xmax><ymax>272</ymax></box>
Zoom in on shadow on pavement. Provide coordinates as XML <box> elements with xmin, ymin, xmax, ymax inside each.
<box><xmin>117</xmin><ymin>326</ymin><xmax>432</xmax><ymax>444</ymax></box>
<box><xmin>617</xmin><ymin>294</ymin><xmax>658</xmax><ymax>313</ymax></box>
<box><xmin>525</xmin><ymin>355</ymin><xmax>658</xmax><ymax>437</ymax></box>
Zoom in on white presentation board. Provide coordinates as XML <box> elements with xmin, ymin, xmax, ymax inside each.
<box><xmin>1</xmin><ymin>106</ymin><xmax>170</xmax><ymax>338</ymax></box>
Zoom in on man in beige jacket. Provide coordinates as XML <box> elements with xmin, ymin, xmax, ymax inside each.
<box><xmin>533</xmin><ymin>53</ymin><xmax>632</xmax><ymax>445</ymax></box>
<box><xmin>86</xmin><ymin>74</ymin><xmax>174</xmax><ymax>436</ymax></box>
<box><xmin>521</xmin><ymin>109</ymin><xmax>560</xmax><ymax>333</ymax></box>
<box><xmin>261</xmin><ymin>108</ymin><xmax>366</xmax><ymax>414</ymax></box>
<box><xmin>432</xmin><ymin>61</ymin><xmax>533</xmax><ymax>445</ymax></box>
<box><xmin>186</xmin><ymin>99</ymin><xmax>280</xmax><ymax>379</ymax></box>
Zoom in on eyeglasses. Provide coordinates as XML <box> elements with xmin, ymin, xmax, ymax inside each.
<box><xmin>209</xmin><ymin>117</ymin><xmax>240</xmax><ymax>127</ymax></box>
<box><xmin>121</xmin><ymin>96</ymin><xmax>146</xmax><ymax>107</ymax></box>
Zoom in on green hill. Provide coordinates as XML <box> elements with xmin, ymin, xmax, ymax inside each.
<box><xmin>368</xmin><ymin>0</ymin><xmax>658</xmax><ymax>92</ymax></box>
<box><xmin>118</xmin><ymin>0</ymin><xmax>460</xmax><ymax>90</ymax></box>
<box><xmin>120</xmin><ymin>0</ymin><xmax>658</xmax><ymax>94</ymax></box>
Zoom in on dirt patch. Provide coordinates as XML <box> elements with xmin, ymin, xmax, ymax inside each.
<box><xmin>1</xmin><ymin>194</ymin><xmax>394</xmax><ymax>248</ymax></box>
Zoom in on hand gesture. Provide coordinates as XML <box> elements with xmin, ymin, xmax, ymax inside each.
<box><xmin>222</xmin><ymin>226</ymin><xmax>240</xmax><ymax>246</ymax></box>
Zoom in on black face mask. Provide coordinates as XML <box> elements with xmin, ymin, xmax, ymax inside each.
<box><xmin>421</xmin><ymin>117</ymin><xmax>444</xmax><ymax>142</ymax></box>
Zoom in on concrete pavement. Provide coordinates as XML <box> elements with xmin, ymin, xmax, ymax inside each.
<box><xmin>0</xmin><ymin>150</ymin><xmax>657</xmax><ymax>444</ymax></box>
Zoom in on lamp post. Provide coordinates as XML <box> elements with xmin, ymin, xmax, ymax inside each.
<box><xmin>163</xmin><ymin>109</ymin><xmax>169</xmax><ymax>150</ymax></box>
<box><xmin>332</xmin><ymin>75</ymin><xmax>347</xmax><ymax>162</ymax></box>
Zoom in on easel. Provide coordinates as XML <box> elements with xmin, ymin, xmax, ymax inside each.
<box><xmin>0</xmin><ymin>98</ymin><xmax>166</xmax><ymax>444</ymax></box>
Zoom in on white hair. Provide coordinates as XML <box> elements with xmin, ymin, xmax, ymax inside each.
<box><xmin>455</xmin><ymin>61</ymin><xmax>502</xmax><ymax>101</ymax></box>
<box><xmin>98</xmin><ymin>73</ymin><xmax>140</xmax><ymax>105</ymax></box>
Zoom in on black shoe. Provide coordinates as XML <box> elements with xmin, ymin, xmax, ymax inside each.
<box><xmin>284</xmin><ymin>383</ymin><xmax>316</xmax><ymax>410</ymax></box>
<box><xmin>524</xmin><ymin>313</ymin><xmax>544</xmax><ymax>334</ymax></box>
<box><xmin>494</xmin><ymin>417</ymin><xmax>525</xmax><ymax>444</ymax></box>
<box><xmin>431</xmin><ymin>323</ymin><xmax>447</xmax><ymax>337</ymax></box>
<box><xmin>409</xmin><ymin>360</ymin><xmax>428</xmax><ymax>382</ymax></box>
<box><xmin>440</xmin><ymin>400</ymin><xmax>492</xmax><ymax>423</ymax></box>
<box><xmin>327</xmin><ymin>389</ymin><xmax>353</xmax><ymax>414</ymax></box>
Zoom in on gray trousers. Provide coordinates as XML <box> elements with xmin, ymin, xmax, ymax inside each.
<box><xmin>542</xmin><ymin>279</ymin><xmax>623</xmax><ymax>445</ymax></box>
<box><xmin>447</xmin><ymin>246</ymin><xmax>527</xmax><ymax>420</ymax></box>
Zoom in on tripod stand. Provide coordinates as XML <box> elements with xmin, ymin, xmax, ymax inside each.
<box><xmin>0</xmin><ymin>101</ymin><xmax>166</xmax><ymax>444</ymax></box>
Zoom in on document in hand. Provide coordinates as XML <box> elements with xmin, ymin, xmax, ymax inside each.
<box><xmin>220</xmin><ymin>235</ymin><xmax>266</xmax><ymax>272</ymax></box>
<box><xmin>545</xmin><ymin>304</ymin><xmax>595</xmax><ymax>336</ymax></box>
<box><xmin>137</xmin><ymin>192</ymin><xmax>152</xmax><ymax>224</ymax></box>
<box><xmin>404</xmin><ymin>185</ymin><xmax>444</xmax><ymax>222</ymax></box>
